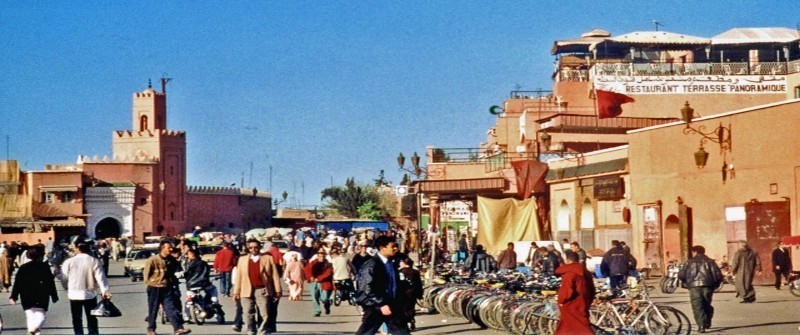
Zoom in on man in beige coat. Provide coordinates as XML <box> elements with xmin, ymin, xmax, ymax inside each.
<box><xmin>233</xmin><ymin>238</ymin><xmax>282</xmax><ymax>335</ymax></box>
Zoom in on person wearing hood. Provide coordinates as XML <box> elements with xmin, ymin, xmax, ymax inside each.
<box><xmin>554</xmin><ymin>250</ymin><xmax>595</xmax><ymax>335</ymax></box>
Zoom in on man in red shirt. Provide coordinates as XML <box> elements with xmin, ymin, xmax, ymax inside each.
<box><xmin>213</xmin><ymin>242</ymin><xmax>237</xmax><ymax>296</ymax></box>
<box><xmin>305</xmin><ymin>250</ymin><xmax>334</xmax><ymax>317</ymax></box>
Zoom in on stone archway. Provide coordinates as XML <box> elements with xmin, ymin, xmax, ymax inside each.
<box><xmin>95</xmin><ymin>217</ymin><xmax>122</xmax><ymax>239</ymax></box>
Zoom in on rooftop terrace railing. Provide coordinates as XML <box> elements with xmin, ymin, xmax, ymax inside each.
<box><xmin>591</xmin><ymin>61</ymin><xmax>798</xmax><ymax>77</ymax></box>
<box><xmin>427</xmin><ymin>148</ymin><xmax>539</xmax><ymax>173</ymax></box>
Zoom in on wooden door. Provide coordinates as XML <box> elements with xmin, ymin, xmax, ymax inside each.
<box><xmin>745</xmin><ymin>201</ymin><xmax>791</xmax><ymax>285</ymax></box>
<box><xmin>641</xmin><ymin>204</ymin><xmax>664</xmax><ymax>275</ymax></box>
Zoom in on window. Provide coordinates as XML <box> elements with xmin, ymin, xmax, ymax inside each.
<box><xmin>140</xmin><ymin>198</ymin><xmax>148</xmax><ymax>205</ymax></box>
<box><xmin>62</xmin><ymin>192</ymin><xmax>74</xmax><ymax>203</ymax></box>
<box><xmin>140</xmin><ymin>115</ymin><xmax>149</xmax><ymax>130</ymax></box>
<box><xmin>795</xmin><ymin>86</ymin><xmax>800</xmax><ymax>99</ymax></box>
<box><xmin>42</xmin><ymin>192</ymin><xmax>54</xmax><ymax>203</ymax></box>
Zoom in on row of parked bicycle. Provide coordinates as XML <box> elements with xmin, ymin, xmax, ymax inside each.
<box><xmin>417</xmin><ymin>269</ymin><xmax>692</xmax><ymax>335</ymax></box>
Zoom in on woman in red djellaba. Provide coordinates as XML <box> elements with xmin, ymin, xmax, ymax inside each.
<box><xmin>554</xmin><ymin>250</ymin><xmax>595</xmax><ymax>335</ymax></box>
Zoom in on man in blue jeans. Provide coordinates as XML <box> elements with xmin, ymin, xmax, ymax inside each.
<box><xmin>144</xmin><ymin>240</ymin><xmax>190</xmax><ymax>335</ymax></box>
<box><xmin>213</xmin><ymin>242</ymin><xmax>237</xmax><ymax>296</ymax></box>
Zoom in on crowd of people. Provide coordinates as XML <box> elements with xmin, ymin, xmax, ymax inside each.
<box><xmin>0</xmin><ymin>228</ymin><xmax>791</xmax><ymax>335</ymax></box>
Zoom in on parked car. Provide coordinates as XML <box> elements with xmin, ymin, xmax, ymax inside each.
<box><xmin>124</xmin><ymin>248</ymin><xmax>157</xmax><ymax>282</ymax></box>
<box><xmin>270</xmin><ymin>239</ymin><xmax>290</xmax><ymax>254</ymax></box>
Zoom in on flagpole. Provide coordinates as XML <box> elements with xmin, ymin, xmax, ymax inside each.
<box><xmin>592</xmin><ymin>83</ymin><xmax>600</xmax><ymax>151</ymax></box>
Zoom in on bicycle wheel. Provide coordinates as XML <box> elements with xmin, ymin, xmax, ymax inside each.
<box><xmin>510</xmin><ymin>301</ymin><xmax>538</xmax><ymax>335</ymax></box>
<box><xmin>536</xmin><ymin>303</ymin><xmax>559</xmax><ymax>335</ymax></box>
<box><xmin>646</xmin><ymin>305</ymin><xmax>691</xmax><ymax>335</ymax></box>
<box><xmin>589</xmin><ymin>305</ymin><xmax>620</xmax><ymax>332</ymax></box>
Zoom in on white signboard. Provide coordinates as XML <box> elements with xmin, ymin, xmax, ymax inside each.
<box><xmin>595</xmin><ymin>75</ymin><xmax>787</xmax><ymax>95</ymax></box>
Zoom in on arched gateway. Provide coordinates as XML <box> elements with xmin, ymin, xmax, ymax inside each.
<box><xmin>95</xmin><ymin>217</ymin><xmax>122</xmax><ymax>239</ymax></box>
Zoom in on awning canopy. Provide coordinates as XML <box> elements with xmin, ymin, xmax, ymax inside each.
<box><xmin>546</xmin><ymin>158</ymin><xmax>628</xmax><ymax>181</ymax></box>
<box><xmin>415</xmin><ymin>177</ymin><xmax>506</xmax><ymax>194</ymax></box>
<box><xmin>318</xmin><ymin>220</ymin><xmax>390</xmax><ymax>231</ymax></box>
<box><xmin>712</xmin><ymin>27</ymin><xmax>800</xmax><ymax>45</ymax></box>
<box><xmin>39</xmin><ymin>185</ymin><xmax>79</xmax><ymax>192</ymax></box>
<box><xmin>552</xmin><ymin>28</ymin><xmax>611</xmax><ymax>55</ymax></box>
<box><xmin>590</xmin><ymin>30</ymin><xmax>710</xmax><ymax>53</ymax></box>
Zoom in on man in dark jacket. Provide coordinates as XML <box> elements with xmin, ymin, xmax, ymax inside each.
<box><xmin>678</xmin><ymin>245</ymin><xmax>722</xmax><ymax>333</ymax></box>
<box><xmin>183</xmin><ymin>249</ymin><xmax>219</xmax><ymax>319</ymax></box>
<box><xmin>600</xmin><ymin>240</ymin><xmax>633</xmax><ymax>290</ymax></box>
<box><xmin>771</xmin><ymin>242</ymin><xmax>791</xmax><ymax>290</ymax></box>
<box><xmin>10</xmin><ymin>244</ymin><xmax>58</xmax><ymax>335</ymax></box>
<box><xmin>354</xmin><ymin>235</ymin><xmax>409</xmax><ymax>335</ymax></box>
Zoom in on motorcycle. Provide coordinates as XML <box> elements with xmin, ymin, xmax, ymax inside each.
<box><xmin>185</xmin><ymin>287</ymin><xmax>225</xmax><ymax>325</ymax></box>
<box><xmin>332</xmin><ymin>279</ymin><xmax>357</xmax><ymax>307</ymax></box>
<box><xmin>787</xmin><ymin>271</ymin><xmax>800</xmax><ymax>297</ymax></box>
<box><xmin>660</xmin><ymin>261</ymin><xmax>682</xmax><ymax>293</ymax></box>
<box><xmin>715</xmin><ymin>260</ymin><xmax>735</xmax><ymax>292</ymax></box>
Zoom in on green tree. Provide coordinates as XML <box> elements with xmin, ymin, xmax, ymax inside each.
<box><xmin>400</xmin><ymin>173</ymin><xmax>410</xmax><ymax>186</ymax></box>
<box><xmin>373</xmin><ymin>170</ymin><xmax>390</xmax><ymax>187</ymax></box>
<box><xmin>357</xmin><ymin>201</ymin><xmax>383</xmax><ymax>220</ymax></box>
<box><xmin>320</xmin><ymin>178</ymin><xmax>380</xmax><ymax>218</ymax></box>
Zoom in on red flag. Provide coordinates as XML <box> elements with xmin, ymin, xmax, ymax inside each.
<box><xmin>511</xmin><ymin>160</ymin><xmax>548</xmax><ymax>199</ymax></box>
<box><xmin>596</xmin><ymin>90</ymin><xmax>635</xmax><ymax>119</ymax></box>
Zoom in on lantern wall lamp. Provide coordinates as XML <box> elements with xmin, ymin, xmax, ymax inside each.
<box><xmin>680</xmin><ymin>101</ymin><xmax>732</xmax><ymax>168</ymax></box>
<box><xmin>397</xmin><ymin>152</ymin><xmax>426</xmax><ymax>178</ymax></box>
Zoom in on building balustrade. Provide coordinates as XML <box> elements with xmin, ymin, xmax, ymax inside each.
<box><xmin>426</xmin><ymin>147</ymin><xmax>538</xmax><ymax>173</ymax></box>
<box><xmin>588</xmin><ymin>60</ymin><xmax>798</xmax><ymax>78</ymax></box>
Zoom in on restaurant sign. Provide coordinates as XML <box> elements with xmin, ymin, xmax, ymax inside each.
<box><xmin>594</xmin><ymin>175</ymin><xmax>624</xmax><ymax>200</ymax></box>
<box><xmin>595</xmin><ymin>75</ymin><xmax>786</xmax><ymax>95</ymax></box>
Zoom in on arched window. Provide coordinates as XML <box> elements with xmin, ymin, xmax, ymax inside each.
<box><xmin>580</xmin><ymin>198</ymin><xmax>595</xmax><ymax>229</ymax></box>
<box><xmin>140</xmin><ymin>115</ymin><xmax>149</xmax><ymax>130</ymax></box>
<box><xmin>557</xmin><ymin>200</ymin><xmax>571</xmax><ymax>231</ymax></box>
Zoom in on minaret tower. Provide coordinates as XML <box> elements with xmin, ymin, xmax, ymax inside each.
<box><xmin>113</xmin><ymin>78</ymin><xmax>187</xmax><ymax>237</ymax></box>
<box><xmin>133</xmin><ymin>79</ymin><xmax>167</xmax><ymax>133</ymax></box>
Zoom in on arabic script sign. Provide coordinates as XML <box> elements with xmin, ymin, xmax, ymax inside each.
<box><xmin>595</xmin><ymin>75</ymin><xmax>786</xmax><ymax>95</ymax></box>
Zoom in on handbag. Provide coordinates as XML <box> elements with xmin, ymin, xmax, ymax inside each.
<box><xmin>90</xmin><ymin>298</ymin><xmax>122</xmax><ymax>317</ymax></box>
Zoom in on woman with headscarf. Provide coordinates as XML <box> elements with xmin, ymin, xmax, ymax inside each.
<box><xmin>283</xmin><ymin>251</ymin><xmax>306</xmax><ymax>301</ymax></box>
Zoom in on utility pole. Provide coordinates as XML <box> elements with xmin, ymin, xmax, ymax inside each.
<box><xmin>269</xmin><ymin>165</ymin><xmax>273</xmax><ymax>197</ymax></box>
<box><xmin>249</xmin><ymin>161</ymin><xmax>253</xmax><ymax>188</ymax></box>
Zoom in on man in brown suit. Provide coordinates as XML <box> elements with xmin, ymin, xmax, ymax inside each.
<box><xmin>233</xmin><ymin>239</ymin><xmax>283</xmax><ymax>335</ymax></box>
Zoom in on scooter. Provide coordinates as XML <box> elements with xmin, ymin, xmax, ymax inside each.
<box><xmin>715</xmin><ymin>260</ymin><xmax>735</xmax><ymax>292</ymax></box>
<box><xmin>660</xmin><ymin>261</ymin><xmax>682</xmax><ymax>293</ymax></box>
<box><xmin>185</xmin><ymin>287</ymin><xmax>225</xmax><ymax>325</ymax></box>
<box><xmin>787</xmin><ymin>271</ymin><xmax>800</xmax><ymax>297</ymax></box>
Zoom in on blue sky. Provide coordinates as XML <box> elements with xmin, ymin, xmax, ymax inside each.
<box><xmin>1</xmin><ymin>1</ymin><xmax>795</xmax><ymax>207</ymax></box>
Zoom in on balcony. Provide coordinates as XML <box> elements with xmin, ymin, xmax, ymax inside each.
<box><xmin>539</xmin><ymin>113</ymin><xmax>679</xmax><ymax>134</ymax></box>
<box><xmin>591</xmin><ymin>60</ymin><xmax>800</xmax><ymax>77</ymax></box>
<box><xmin>425</xmin><ymin>148</ymin><xmax>538</xmax><ymax>179</ymax></box>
